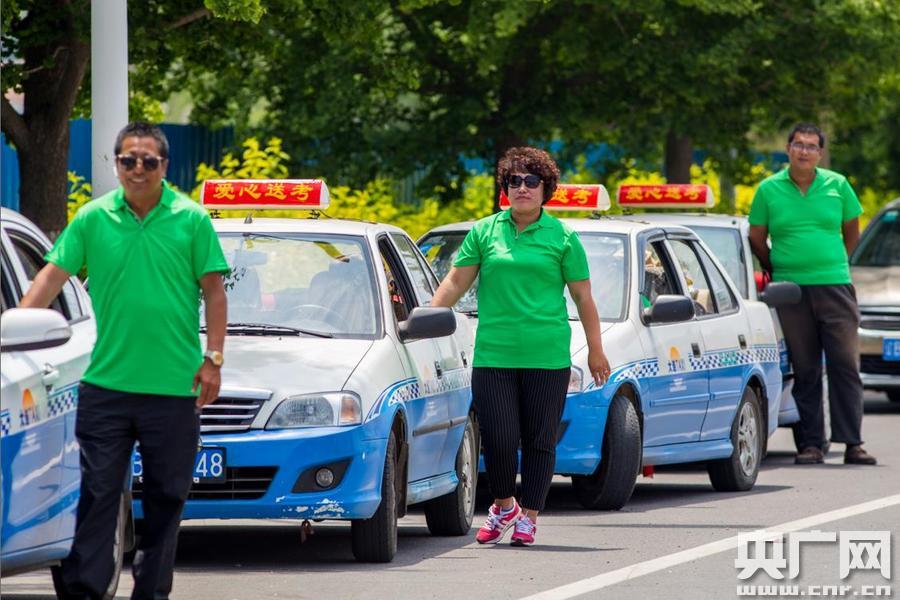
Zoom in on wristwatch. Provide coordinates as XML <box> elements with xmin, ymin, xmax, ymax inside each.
<box><xmin>203</xmin><ymin>350</ymin><xmax>224</xmax><ymax>367</ymax></box>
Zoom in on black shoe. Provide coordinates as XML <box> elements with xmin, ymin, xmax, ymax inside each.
<box><xmin>844</xmin><ymin>445</ymin><xmax>877</xmax><ymax>465</ymax></box>
<box><xmin>795</xmin><ymin>446</ymin><xmax>825</xmax><ymax>464</ymax></box>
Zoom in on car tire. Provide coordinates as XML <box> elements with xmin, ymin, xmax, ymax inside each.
<box><xmin>52</xmin><ymin>492</ymin><xmax>127</xmax><ymax>600</ymax></box>
<box><xmin>423</xmin><ymin>414</ymin><xmax>478</xmax><ymax>536</ymax></box>
<box><xmin>571</xmin><ymin>394</ymin><xmax>641</xmax><ymax>510</ymax></box>
<box><xmin>708</xmin><ymin>387</ymin><xmax>763</xmax><ymax>492</ymax></box>
<box><xmin>351</xmin><ymin>431</ymin><xmax>398</xmax><ymax>562</ymax></box>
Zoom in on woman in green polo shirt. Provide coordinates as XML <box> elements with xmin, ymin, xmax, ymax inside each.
<box><xmin>432</xmin><ymin>147</ymin><xmax>609</xmax><ymax>547</ymax></box>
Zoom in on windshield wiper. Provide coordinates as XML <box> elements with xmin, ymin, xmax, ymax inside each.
<box><xmin>201</xmin><ymin>323</ymin><xmax>333</xmax><ymax>338</ymax></box>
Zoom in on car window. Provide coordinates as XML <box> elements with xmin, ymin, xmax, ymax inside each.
<box><xmin>418</xmin><ymin>231</ymin><xmax>478</xmax><ymax>313</ymax></box>
<box><xmin>851</xmin><ymin>208</ymin><xmax>900</xmax><ymax>267</ymax></box>
<box><xmin>1</xmin><ymin>251</ymin><xmax>15</xmax><ymax>314</ymax></box>
<box><xmin>213</xmin><ymin>233</ymin><xmax>379</xmax><ymax>338</ymax></box>
<box><xmin>379</xmin><ymin>238</ymin><xmax>414</xmax><ymax>323</ymax></box>
<box><xmin>565</xmin><ymin>233</ymin><xmax>628</xmax><ymax>322</ymax></box>
<box><xmin>694</xmin><ymin>242</ymin><xmax>738</xmax><ymax>313</ymax></box>
<box><xmin>7</xmin><ymin>231</ymin><xmax>82</xmax><ymax>321</ymax></box>
<box><xmin>690</xmin><ymin>225</ymin><xmax>748</xmax><ymax>299</ymax></box>
<box><xmin>641</xmin><ymin>241</ymin><xmax>678</xmax><ymax>308</ymax></box>
<box><xmin>389</xmin><ymin>233</ymin><xmax>435</xmax><ymax>305</ymax></box>
<box><xmin>669</xmin><ymin>239</ymin><xmax>716</xmax><ymax>317</ymax></box>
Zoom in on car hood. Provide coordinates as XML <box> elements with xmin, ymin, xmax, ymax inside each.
<box><xmin>569</xmin><ymin>321</ymin><xmax>616</xmax><ymax>355</ymax></box>
<box><xmin>219</xmin><ymin>336</ymin><xmax>374</xmax><ymax>395</ymax></box>
<box><xmin>851</xmin><ymin>266</ymin><xmax>900</xmax><ymax>307</ymax></box>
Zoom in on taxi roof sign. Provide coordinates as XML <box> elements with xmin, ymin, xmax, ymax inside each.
<box><xmin>499</xmin><ymin>184</ymin><xmax>610</xmax><ymax>211</ymax></box>
<box><xmin>617</xmin><ymin>184</ymin><xmax>714</xmax><ymax>209</ymax></box>
<box><xmin>201</xmin><ymin>179</ymin><xmax>330</xmax><ymax>211</ymax></box>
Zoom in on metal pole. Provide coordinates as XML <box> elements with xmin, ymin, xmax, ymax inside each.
<box><xmin>91</xmin><ymin>0</ymin><xmax>128</xmax><ymax>198</ymax></box>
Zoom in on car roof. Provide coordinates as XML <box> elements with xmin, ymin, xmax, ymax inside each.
<box><xmin>211</xmin><ymin>217</ymin><xmax>406</xmax><ymax>237</ymax></box>
<box><xmin>616</xmin><ymin>212</ymin><xmax>747</xmax><ymax>230</ymax></box>
<box><xmin>0</xmin><ymin>207</ymin><xmax>52</xmax><ymax>243</ymax></box>
<box><xmin>419</xmin><ymin>215</ymin><xmax>696</xmax><ymax>238</ymax></box>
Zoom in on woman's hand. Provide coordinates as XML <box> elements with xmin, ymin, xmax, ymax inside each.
<box><xmin>588</xmin><ymin>347</ymin><xmax>611</xmax><ymax>386</ymax></box>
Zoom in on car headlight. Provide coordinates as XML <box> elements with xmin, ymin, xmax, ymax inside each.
<box><xmin>266</xmin><ymin>392</ymin><xmax>362</xmax><ymax>429</ymax></box>
<box><xmin>568</xmin><ymin>366</ymin><xmax>583</xmax><ymax>393</ymax></box>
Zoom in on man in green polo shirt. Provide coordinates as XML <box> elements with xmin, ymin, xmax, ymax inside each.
<box><xmin>749</xmin><ymin>122</ymin><xmax>876</xmax><ymax>467</ymax></box>
<box><xmin>21</xmin><ymin>122</ymin><xmax>228</xmax><ymax>599</ymax></box>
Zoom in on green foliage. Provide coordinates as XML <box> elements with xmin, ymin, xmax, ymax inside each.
<box><xmin>67</xmin><ymin>171</ymin><xmax>92</xmax><ymax>222</ymax></box>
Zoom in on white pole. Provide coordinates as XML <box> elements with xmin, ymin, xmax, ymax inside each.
<box><xmin>91</xmin><ymin>0</ymin><xmax>128</xmax><ymax>198</ymax></box>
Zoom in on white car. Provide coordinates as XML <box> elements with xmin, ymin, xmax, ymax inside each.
<box><xmin>131</xmin><ymin>180</ymin><xmax>477</xmax><ymax>563</ymax></box>
<box><xmin>1</xmin><ymin>208</ymin><xmax>130</xmax><ymax>598</ymax></box>
<box><xmin>420</xmin><ymin>192</ymin><xmax>798</xmax><ymax>510</ymax></box>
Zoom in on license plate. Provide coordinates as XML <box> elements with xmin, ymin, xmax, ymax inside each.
<box><xmin>132</xmin><ymin>447</ymin><xmax>226</xmax><ymax>483</ymax></box>
<box><xmin>883</xmin><ymin>338</ymin><xmax>900</xmax><ymax>361</ymax></box>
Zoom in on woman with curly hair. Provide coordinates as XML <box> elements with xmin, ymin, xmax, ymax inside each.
<box><xmin>431</xmin><ymin>146</ymin><xmax>609</xmax><ymax>547</ymax></box>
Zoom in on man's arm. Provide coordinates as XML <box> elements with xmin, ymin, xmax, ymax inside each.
<box><xmin>748</xmin><ymin>225</ymin><xmax>772</xmax><ymax>274</ymax></box>
<box><xmin>19</xmin><ymin>264</ymin><xmax>72</xmax><ymax>308</ymax></box>
<box><xmin>193</xmin><ymin>272</ymin><xmax>227</xmax><ymax>408</ymax></box>
<box><xmin>431</xmin><ymin>265</ymin><xmax>479</xmax><ymax>308</ymax></box>
<box><xmin>842</xmin><ymin>217</ymin><xmax>860</xmax><ymax>257</ymax></box>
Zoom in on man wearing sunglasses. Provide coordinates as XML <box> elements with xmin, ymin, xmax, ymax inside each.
<box><xmin>20</xmin><ymin>122</ymin><xmax>229</xmax><ymax>599</ymax></box>
<box><xmin>748</xmin><ymin>122</ymin><xmax>876</xmax><ymax>467</ymax></box>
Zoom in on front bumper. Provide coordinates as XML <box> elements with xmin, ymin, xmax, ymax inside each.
<box><xmin>858</xmin><ymin>325</ymin><xmax>900</xmax><ymax>391</ymax></box>
<box><xmin>133</xmin><ymin>425</ymin><xmax>388</xmax><ymax>521</ymax></box>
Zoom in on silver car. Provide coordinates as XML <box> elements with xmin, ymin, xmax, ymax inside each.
<box><xmin>850</xmin><ymin>198</ymin><xmax>900</xmax><ymax>402</ymax></box>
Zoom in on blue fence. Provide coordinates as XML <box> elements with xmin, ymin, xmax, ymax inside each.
<box><xmin>1</xmin><ymin>120</ymin><xmax>234</xmax><ymax>211</ymax></box>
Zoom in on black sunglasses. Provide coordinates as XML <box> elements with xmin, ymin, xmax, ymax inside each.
<box><xmin>507</xmin><ymin>174</ymin><xmax>542</xmax><ymax>189</ymax></box>
<box><xmin>116</xmin><ymin>154</ymin><xmax>164</xmax><ymax>171</ymax></box>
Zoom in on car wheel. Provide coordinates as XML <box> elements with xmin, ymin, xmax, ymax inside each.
<box><xmin>708</xmin><ymin>387</ymin><xmax>763</xmax><ymax>492</ymax></box>
<box><xmin>351</xmin><ymin>431</ymin><xmax>398</xmax><ymax>562</ymax></box>
<box><xmin>571</xmin><ymin>394</ymin><xmax>641</xmax><ymax>510</ymax></box>
<box><xmin>52</xmin><ymin>492</ymin><xmax>127</xmax><ymax>600</ymax></box>
<box><xmin>423</xmin><ymin>414</ymin><xmax>478</xmax><ymax>535</ymax></box>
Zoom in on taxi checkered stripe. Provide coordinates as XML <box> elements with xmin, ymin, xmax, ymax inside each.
<box><xmin>48</xmin><ymin>383</ymin><xmax>79</xmax><ymax>418</ymax></box>
<box><xmin>0</xmin><ymin>409</ymin><xmax>10</xmax><ymax>436</ymax></box>
<box><xmin>367</xmin><ymin>368</ymin><xmax>473</xmax><ymax>421</ymax></box>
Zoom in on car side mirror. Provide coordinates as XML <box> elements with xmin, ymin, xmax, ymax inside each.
<box><xmin>642</xmin><ymin>294</ymin><xmax>696</xmax><ymax>324</ymax></box>
<box><xmin>398</xmin><ymin>307</ymin><xmax>457</xmax><ymax>342</ymax></box>
<box><xmin>1</xmin><ymin>308</ymin><xmax>73</xmax><ymax>352</ymax></box>
<box><xmin>759</xmin><ymin>281</ymin><xmax>801</xmax><ymax>308</ymax></box>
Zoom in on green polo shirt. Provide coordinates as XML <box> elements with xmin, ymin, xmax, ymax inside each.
<box><xmin>47</xmin><ymin>181</ymin><xmax>228</xmax><ymax>396</ymax></box>
<box><xmin>453</xmin><ymin>210</ymin><xmax>589</xmax><ymax>369</ymax></box>
<box><xmin>748</xmin><ymin>167</ymin><xmax>862</xmax><ymax>285</ymax></box>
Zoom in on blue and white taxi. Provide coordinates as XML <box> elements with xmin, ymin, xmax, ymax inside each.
<box><xmin>1</xmin><ymin>208</ymin><xmax>130</xmax><ymax>597</ymax></box>
<box><xmin>132</xmin><ymin>181</ymin><xmax>477</xmax><ymax>562</ymax></box>
<box><xmin>419</xmin><ymin>185</ymin><xmax>798</xmax><ymax>510</ymax></box>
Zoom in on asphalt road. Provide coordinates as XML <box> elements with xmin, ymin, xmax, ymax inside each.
<box><xmin>4</xmin><ymin>391</ymin><xmax>898</xmax><ymax>600</ymax></box>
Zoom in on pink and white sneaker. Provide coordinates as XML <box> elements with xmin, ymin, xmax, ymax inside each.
<box><xmin>510</xmin><ymin>514</ymin><xmax>536</xmax><ymax>546</ymax></box>
<box><xmin>475</xmin><ymin>501</ymin><xmax>521</xmax><ymax>544</ymax></box>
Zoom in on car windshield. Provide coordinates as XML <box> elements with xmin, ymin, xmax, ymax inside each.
<box><xmin>689</xmin><ymin>225</ymin><xmax>748</xmax><ymax>299</ymax></box>
<box><xmin>565</xmin><ymin>233</ymin><xmax>628</xmax><ymax>322</ymax></box>
<box><xmin>203</xmin><ymin>233</ymin><xmax>379</xmax><ymax>338</ymax></box>
<box><xmin>418</xmin><ymin>232</ymin><xmax>478</xmax><ymax>313</ymax></box>
<box><xmin>851</xmin><ymin>208</ymin><xmax>900</xmax><ymax>267</ymax></box>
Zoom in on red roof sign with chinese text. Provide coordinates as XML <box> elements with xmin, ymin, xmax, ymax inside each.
<box><xmin>499</xmin><ymin>184</ymin><xmax>610</xmax><ymax>211</ymax></box>
<box><xmin>617</xmin><ymin>184</ymin><xmax>714</xmax><ymax>209</ymax></box>
<box><xmin>201</xmin><ymin>179</ymin><xmax>330</xmax><ymax>210</ymax></box>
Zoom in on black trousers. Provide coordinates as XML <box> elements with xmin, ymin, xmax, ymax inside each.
<box><xmin>59</xmin><ymin>383</ymin><xmax>200</xmax><ymax>600</ymax></box>
<box><xmin>472</xmin><ymin>367</ymin><xmax>569</xmax><ymax>512</ymax></box>
<box><xmin>777</xmin><ymin>284</ymin><xmax>865</xmax><ymax>449</ymax></box>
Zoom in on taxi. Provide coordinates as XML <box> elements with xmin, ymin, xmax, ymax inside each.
<box><xmin>132</xmin><ymin>181</ymin><xmax>477</xmax><ymax>563</ymax></box>
<box><xmin>613</xmin><ymin>184</ymin><xmax>801</xmax><ymax>429</ymax></box>
<box><xmin>418</xmin><ymin>185</ymin><xmax>798</xmax><ymax>510</ymax></box>
<box><xmin>1</xmin><ymin>208</ymin><xmax>131</xmax><ymax>597</ymax></box>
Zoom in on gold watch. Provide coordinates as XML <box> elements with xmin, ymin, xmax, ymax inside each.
<box><xmin>203</xmin><ymin>350</ymin><xmax>224</xmax><ymax>367</ymax></box>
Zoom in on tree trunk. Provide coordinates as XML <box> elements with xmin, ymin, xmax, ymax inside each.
<box><xmin>665</xmin><ymin>130</ymin><xmax>693</xmax><ymax>184</ymax></box>
<box><xmin>18</xmin><ymin>124</ymin><xmax>72</xmax><ymax>239</ymax></box>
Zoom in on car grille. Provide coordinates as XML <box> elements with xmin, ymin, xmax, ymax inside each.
<box><xmin>201</xmin><ymin>389</ymin><xmax>271</xmax><ymax>433</ymax></box>
<box><xmin>859</xmin><ymin>311</ymin><xmax>900</xmax><ymax>332</ymax></box>
<box><xmin>132</xmin><ymin>467</ymin><xmax>278</xmax><ymax>501</ymax></box>
<box><xmin>860</xmin><ymin>354</ymin><xmax>900</xmax><ymax>376</ymax></box>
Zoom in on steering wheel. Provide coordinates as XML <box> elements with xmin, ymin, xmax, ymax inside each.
<box><xmin>287</xmin><ymin>303</ymin><xmax>344</xmax><ymax>325</ymax></box>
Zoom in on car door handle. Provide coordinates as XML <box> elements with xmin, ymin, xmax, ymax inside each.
<box><xmin>691</xmin><ymin>343</ymin><xmax>701</xmax><ymax>358</ymax></box>
<box><xmin>738</xmin><ymin>334</ymin><xmax>747</xmax><ymax>350</ymax></box>
<box><xmin>42</xmin><ymin>364</ymin><xmax>60</xmax><ymax>387</ymax></box>
<box><xmin>460</xmin><ymin>351</ymin><xmax>468</xmax><ymax>367</ymax></box>
<box><xmin>434</xmin><ymin>361</ymin><xmax>443</xmax><ymax>378</ymax></box>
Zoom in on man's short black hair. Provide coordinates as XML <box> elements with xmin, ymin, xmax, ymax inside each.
<box><xmin>788</xmin><ymin>123</ymin><xmax>825</xmax><ymax>148</ymax></box>
<box><xmin>114</xmin><ymin>122</ymin><xmax>169</xmax><ymax>159</ymax></box>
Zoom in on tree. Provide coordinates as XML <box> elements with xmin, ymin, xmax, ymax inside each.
<box><xmin>1</xmin><ymin>0</ymin><xmax>265</xmax><ymax>235</ymax></box>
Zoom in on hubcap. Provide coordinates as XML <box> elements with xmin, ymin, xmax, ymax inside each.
<box><xmin>460</xmin><ymin>425</ymin><xmax>475</xmax><ymax>519</ymax></box>
<box><xmin>737</xmin><ymin>401</ymin><xmax>759</xmax><ymax>477</ymax></box>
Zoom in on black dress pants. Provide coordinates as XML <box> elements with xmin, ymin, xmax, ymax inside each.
<box><xmin>59</xmin><ymin>383</ymin><xmax>199</xmax><ymax>600</ymax></box>
<box><xmin>777</xmin><ymin>284</ymin><xmax>865</xmax><ymax>449</ymax></box>
<box><xmin>472</xmin><ymin>367</ymin><xmax>569</xmax><ymax>512</ymax></box>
